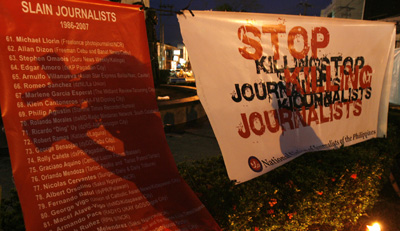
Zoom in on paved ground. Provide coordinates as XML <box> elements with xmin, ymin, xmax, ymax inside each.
<box><xmin>165</xmin><ymin>119</ymin><xmax>222</xmax><ymax>164</ymax></box>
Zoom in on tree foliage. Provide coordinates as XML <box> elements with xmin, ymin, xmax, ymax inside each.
<box><xmin>215</xmin><ymin>0</ymin><xmax>261</xmax><ymax>12</ymax></box>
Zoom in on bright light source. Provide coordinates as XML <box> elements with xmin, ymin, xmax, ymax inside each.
<box><xmin>179</xmin><ymin>59</ymin><xmax>186</xmax><ymax>65</ymax></box>
<box><xmin>366</xmin><ymin>222</ymin><xmax>381</xmax><ymax>231</ymax></box>
<box><xmin>171</xmin><ymin>61</ymin><xmax>177</xmax><ymax>70</ymax></box>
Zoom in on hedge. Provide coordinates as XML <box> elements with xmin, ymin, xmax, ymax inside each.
<box><xmin>0</xmin><ymin>188</ymin><xmax>24</xmax><ymax>231</ymax></box>
<box><xmin>178</xmin><ymin>111</ymin><xmax>400</xmax><ymax>230</ymax></box>
<box><xmin>1</xmin><ymin>111</ymin><xmax>399</xmax><ymax>230</ymax></box>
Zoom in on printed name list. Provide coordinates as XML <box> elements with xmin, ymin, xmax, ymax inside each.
<box><xmin>0</xmin><ymin>1</ymin><xmax>219</xmax><ymax>230</ymax></box>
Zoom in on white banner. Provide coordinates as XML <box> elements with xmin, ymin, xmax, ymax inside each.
<box><xmin>390</xmin><ymin>48</ymin><xmax>400</xmax><ymax>105</ymax></box>
<box><xmin>178</xmin><ymin>11</ymin><xmax>396</xmax><ymax>183</ymax></box>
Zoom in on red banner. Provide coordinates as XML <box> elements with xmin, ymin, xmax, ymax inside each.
<box><xmin>0</xmin><ymin>1</ymin><xmax>219</xmax><ymax>230</ymax></box>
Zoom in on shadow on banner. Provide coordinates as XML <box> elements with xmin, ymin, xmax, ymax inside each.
<box><xmin>20</xmin><ymin>52</ymin><xmax>220</xmax><ymax>230</ymax></box>
<box><xmin>234</xmin><ymin>71</ymin><xmax>334</xmax><ymax>175</ymax></box>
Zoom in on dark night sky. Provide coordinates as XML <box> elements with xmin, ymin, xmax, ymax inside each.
<box><xmin>153</xmin><ymin>0</ymin><xmax>333</xmax><ymax>46</ymax></box>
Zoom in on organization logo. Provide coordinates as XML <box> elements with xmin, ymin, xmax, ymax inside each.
<box><xmin>248</xmin><ymin>156</ymin><xmax>263</xmax><ymax>172</ymax></box>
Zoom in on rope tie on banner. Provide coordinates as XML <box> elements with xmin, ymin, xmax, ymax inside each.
<box><xmin>178</xmin><ymin>0</ymin><xmax>195</xmax><ymax>17</ymax></box>
<box><xmin>130</xmin><ymin>1</ymin><xmax>146</xmax><ymax>11</ymax></box>
<box><xmin>179</xmin><ymin>9</ymin><xmax>195</xmax><ymax>17</ymax></box>
<box><xmin>132</xmin><ymin>0</ymin><xmax>195</xmax><ymax>17</ymax></box>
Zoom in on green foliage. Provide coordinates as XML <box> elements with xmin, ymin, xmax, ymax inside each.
<box><xmin>214</xmin><ymin>0</ymin><xmax>261</xmax><ymax>12</ymax></box>
<box><xmin>215</xmin><ymin>3</ymin><xmax>233</xmax><ymax>11</ymax></box>
<box><xmin>0</xmin><ymin>189</ymin><xmax>24</xmax><ymax>231</ymax></box>
<box><xmin>178</xmin><ymin>116</ymin><xmax>400</xmax><ymax>230</ymax></box>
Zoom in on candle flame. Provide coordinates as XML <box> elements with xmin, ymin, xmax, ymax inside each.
<box><xmin>366</xmin><ymin>222</ymin><xmax>381</xmax><ymax>231</ymax></box>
